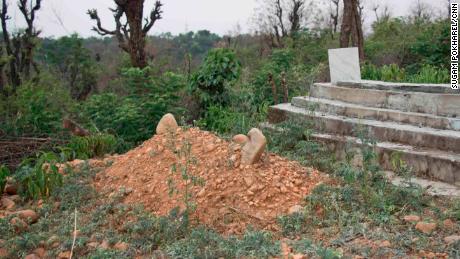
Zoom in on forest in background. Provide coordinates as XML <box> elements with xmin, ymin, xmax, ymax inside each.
<box><xmin>0</xmin><ymin>0</ymin><xmax>449</xmax><ymax>190</ymax></box>
<box><xmin>0</xmin><ymin>1</ymin><xmax>457</xmax><ymax>258</ymax></box>
<box><xmin>0</xmin><ymin>0</ymin><xmax>449</xmax><ymax>168</ymax></box>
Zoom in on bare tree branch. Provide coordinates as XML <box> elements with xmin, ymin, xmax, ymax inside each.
<box><xmin>288</xmin><ymin>0</ymin><xmax>304</xmax><ymax>35</ymax></box>
<box><xmin>87</xmin><ymin>9</ymin><xmax>117</xmax><ymax>36</ymax></box>
<box><xmin>143</xmin><ymin>1</ymin><xmax>163</xmax><ymax>34</ymax></box>
<box><xmin>88</xmin><ymin>0</ymin><xmax>163</xmax><ymax>67</ymax></box>
<box><xmin>274</xmin><ymin>0</ymin><xmax>287</xmax><ymax>37</ymax></box>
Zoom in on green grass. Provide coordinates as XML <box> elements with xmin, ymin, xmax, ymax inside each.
<box><xmin>0</xmin><ymin>162</ymin><xmax>284</xmax><ymax>258</ymax></box>
<box><xmin>1</xmin><ymin>118</ymin><xmax>459</xmax><ymax>258</ymax></box>
<box><xmin>268</xmin><ymin>119</ymin><xmax>460</xmax><ymax>257</ymax></box>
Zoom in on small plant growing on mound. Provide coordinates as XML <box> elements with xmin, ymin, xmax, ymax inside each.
<box><xmin>15</xmin><ymin>152</ymin><xmax>63</xmax><ymax>200</ymax></box>
<box><xmin>165</xmin><ymin>130</ymin><xmax>204</xmax><ymax>227</ymax></box>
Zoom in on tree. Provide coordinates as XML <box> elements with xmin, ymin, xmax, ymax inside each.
<box><xmin>340</xmin><ymin>0</ymin><xmax>364</xmax><ymax>61</ymax></box>
<box><xmin>40</xmin><ymin>34</ymin><xmax>99</xmax><ymax>100</ymax></box>
<box><xmin>288</xmin><ymin>0</ymin><xmax>305</xmax><ymax>36</ymax></box>
<box><xmin>372</xmin><ymin>3</ymin><xmax>391</xmax><ymax>23</ymax></box>
<box><xmin>253</xmin><ymin>0</ymin><xmax>313</xmax><ymax>48</ymax></box>
<box><xmin>0</xmin><ymin>0</ymin><xmax>42</xmax><ymax>91</ymax></box>
<box><xmin>411</xmin><ymin>0</ymin><xmax>431</xmax><ymax>22</ymax></box>
<box><xmin>190</xmin><ymin>48</ymin><xmax>241</xmax><ymax>107</ymax></box>
<box><xmin>329</xmin><ymin>0</ymin><xmax>340</xmax><ymax>37</ymax></box>
<box><xmin>88</xmin><ymin>0</ymin><xmax>163</xmax><ymax>68</ymax></box>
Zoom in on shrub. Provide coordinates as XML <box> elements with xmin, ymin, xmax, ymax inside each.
<box><xmin>0</xmin><ymin>165</ymin><xmax>9</xmax><ymax>195</ymax></box>
<box><xmin>14</xmin><ymin>152</ymin><xmax>63</xmax><ymax>200</ymax></box>
<box><xmin>0</xmin><ymin>81</ymin><xmax>74</xmax><ymax>137</ymax></box>
<box><xmin>197</xmin><ymin>105</ymin><xmax>252</xmax><ymax>135</ymax></box>
<box><xmin>252</xmin><ymin>49</ymin><xmax>295</xmax><ymax>105</ymax></box>
<box><xmin>39</xmin><ymin>34</ymin><xmax>99</xmax><ymax>100</ymax></box>
<box><xmin>63</xmin><ymin>134</ymin><xmax>117</xmax><ymax>160</ymax></box>
<box><xmin>409</xmin><ymin>19</ymin><xmax>449</xmax><ymax>69</ymax></box>
<box><xmin>361</xmin><ymin>63</ymin><xmax>405</xmax><ymax>82</ymax></box>
<box><xmin>408</xmin><ymin>65</ymin><xmax>449</xmax><ymax>84</ymax></box>
<box><xmin>190</xmin><ymin>48</ymin><xmax>241</xmax><ymax>107</ymax></box>
<box><xmin>83</xmin><ymin>68</ymin><xmax>182</xmax><ymax>150</ymax></box>
<box><xmin>362</xmin><ymin>63</ymin><xmax>449</xmax><ymax>84</ymax></box>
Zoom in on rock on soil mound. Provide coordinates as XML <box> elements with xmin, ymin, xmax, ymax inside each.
<box><xmin>94</xmin><ymin>127</ymin><xmax>325</xmax><ymax>234</ymax></box>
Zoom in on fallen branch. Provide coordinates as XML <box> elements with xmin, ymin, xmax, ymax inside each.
<box><xmin>268</xmin><ymin>73</ymin><xmax>278</xmax><ymax>105</ymax></box>
<box><xmin>229</xmin><ymin>206</ymin><xmax>266</xmax><ymax>221</ymax></box>
<box><xmin>70</xmin><ymin>208</ymin><xmax>78</xmax><ymax>259</ymax></box>
<box><xmin>63</xmin><ymin>119</ymin><xmax>90</xmax><ymax>137</ymax></box>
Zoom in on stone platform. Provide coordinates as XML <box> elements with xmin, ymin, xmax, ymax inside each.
<box><xmin>268</xmin><ymin>81</ymin><xmax>460</xmax><ymax>186</ymax></box>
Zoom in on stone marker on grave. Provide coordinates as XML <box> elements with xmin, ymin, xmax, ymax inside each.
<box><xmin>328</xmin><ymin>47</ymin><xmax>361</xmax><ymax>83</ymax></box>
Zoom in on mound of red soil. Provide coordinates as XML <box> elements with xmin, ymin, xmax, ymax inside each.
<box><xmin>94</xmin><ymin>127</ymin><xmax>325</xmax><ymax>234</ymax></box>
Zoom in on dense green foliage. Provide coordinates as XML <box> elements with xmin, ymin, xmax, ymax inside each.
<box><xmin>14</xmin><ymin>152</ymin><xmax>63</xmax><ymax>200</ymax></box>
<box><xmin>0</xmin><ymin>5</ymin><xmax>456</xmax><ymax>258</ymax></box>
<box><xmin>0</xmin><ymin>81</ymin><xmax>74</xmax><ymax>137</ymax></box>
<box><xmin>39</xmin><ymin>34</ymin><xmax>99</xmax><ymax>100</ymax></box>
<box><xmin>362</xmin><ymin>63</ymin><xmax>449</xmax><ymax>83</ymax></box>
<box><xmin>63</xmin><ymin>134</ymin><xmax>118</xmax><ymax>160</ymax></box>
<box><xmin>190</xmin><ymin>48</ymin><xmax>241</xmax><ymax>108</ymax></box>
<box><xmin>0</xmin><ymin>165</ymin><xmax>9</xmax><ymax>195</ymax></box>
<box><xmin>0</xmin><ymin>10</ymin><xmax>450</xmax><ymax>211</ymax></box>
<box><xmin>82</xmin><ymin>67</ymin><xmax>182</xmax><ymax>149</ymax></box>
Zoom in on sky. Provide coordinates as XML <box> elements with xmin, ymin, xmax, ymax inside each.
<box><xmin>4</xmin><ymin>0</ymin><xmax>446</xmax><ymax>38</ymax></box>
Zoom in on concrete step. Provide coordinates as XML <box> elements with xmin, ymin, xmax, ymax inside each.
<box><xmin>310</xmin><ymin>83</ymin><xmax>460</xmax><ymax>117</ymax></box>
<box><xmin>268</xmin><ymin>103</ymin><xmax>460</xmax><ymax>153</ymax></box>
<box><xmin>310</xmin><ymin>133</ymin><xmax>460</xmax><ymax>187</ymax></box>
<box><xmin>385</xmin><ymin>171</ymin><xmax>460</xmax><ymax>197</ymax></box>
<box><xmin>292</xmin><ymin>96</ymin><xmax>460</xmax><ymax>131</ymax></box>
<box><xmin>261</xmin><ymin>122</ymin><xmax>460</xmax><ymax>186</ymax></box>
<box><xmin>336</xmin><ymin>80</ymin><xmax>458</xmax><ymax>94</ymax></box>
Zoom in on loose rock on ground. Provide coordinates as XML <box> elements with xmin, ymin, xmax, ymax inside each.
<box><xmin>93</xmin><ymin>127</ymin><xmax>325</xmax><ymax>234</ymax></box>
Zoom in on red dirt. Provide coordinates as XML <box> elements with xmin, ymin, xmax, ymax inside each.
<box><xmin>93</xmin><ymin>127</ymin><xmax>326</xmax><ymax>234</ymax></box>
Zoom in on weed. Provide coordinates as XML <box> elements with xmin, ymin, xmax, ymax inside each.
<box><xmin>62</xmin><ymin>133</ymin><xmax>117</xmax><ymax>160</ymax></box>
<box><xmin>390</xmin><ymin>151</ymin><xmax>414</xmax><ymax>182</ymax></box>
<box><xmin>278</xmin><ymin>211</ymin><xmax>308</xmax><ymax>236</ymax></box>
<box><xmin>361</xmin><ymin>63</ymin><xmax>449</xmax><ymax>84</ymax></box>
<box><xmin>14</xmin><ymin>152</ymin><xmax>63</xmax><ymax>200</ymax></box>
<box><xmin>447</xmin><ymin>199</ymin><xmax>460</xmax><ymax>221</ymax></box>
<box><xmin>273</xmin><ymin>124</ymin><xmax>444</xmax><ymax>257</ymax></box>
<box><xmin>0</xmin><ymin>164</ymin><xmax>9</xmax><ymax>195</ymax></box>
<box><xmin>166</xmin><ymin>228</ymin><xmax>280</xmax><ymax>258</ymax></box>
<box><xmin>290</xmin><ymin>239</ymin><xmax>342</xmax><ymax>259</ymax></box>
<box><xmin>166</xmin><ymin>130</ymin><xmax>204</xmax><ymax>228</ymax></box>
<box><xmin>266</xmin><ymin>118</ymin><xmax>335</xmax><ymax>172</ymax></box>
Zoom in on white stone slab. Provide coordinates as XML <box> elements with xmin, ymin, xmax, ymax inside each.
<box><xmin>328</xmin><ymin>47</ymin><xmax>361</xmax><ymax>83</ymax></box>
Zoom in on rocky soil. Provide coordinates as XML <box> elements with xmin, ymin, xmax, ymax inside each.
<box><xmin>91</xmin><ymin>127</ymin><xmax>326</xmax><ymax>234</ymax></box>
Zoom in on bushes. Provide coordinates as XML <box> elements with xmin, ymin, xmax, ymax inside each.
<box><xmin>362</xmin><ymin>63</ymin><xmax>449</xmax><ymax>84</ymax></box>
<box><xmin>190</xmin><ymin>48</ymin><xmax>241</xmax><ymax>107</ymax></box>
<box><xmin>83</xmin><ymin>67</ymin><xmax>182</xmax><ymax>150</ymax></box>
<box><xmin>197</xmin><ymin>105</ymin><xmax>253</xmax><ymax>135</ymax></box>
<box><xmin>0</xmin><ymin>80</ymin><xmax>75</xmax><ymax>137</ymax></box>
<box><xmin>39</xmin><ymin>34</ymin><xmax>99</xmax><ymax>100</ymax></box>
<box><xmin>361</xmin><ymin>63</ymin><xmax>406</xmax><ymax>82</ymax></box>
<box><xmin>408</xmin><ymin>65</ymin><xmax>449</xmax><ymax>84</ymax></box>
<box><xmin>64</xmin><ymin>134</ymin><xmax>117</xmax><ymax>160</ymax></box>
<box><xmin>83</xmin><ymin>93</ymin><xmax>157</xmax><ymax>149</ymax></box>
<box><xmin>14</xmin><ymin>152</ymin><xmax>63</xmax><ymax>200</ymax></box>
<box><xmin>0</xmin><ymin>165</ymin><xmax>9</xmax><ymax>195</ymax></box>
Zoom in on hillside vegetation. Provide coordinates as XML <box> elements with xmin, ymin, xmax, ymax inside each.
<box><xmin>0</xmin><ymin>0</ymin><xmax>457</xmax><ymax>258</ymax></box>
